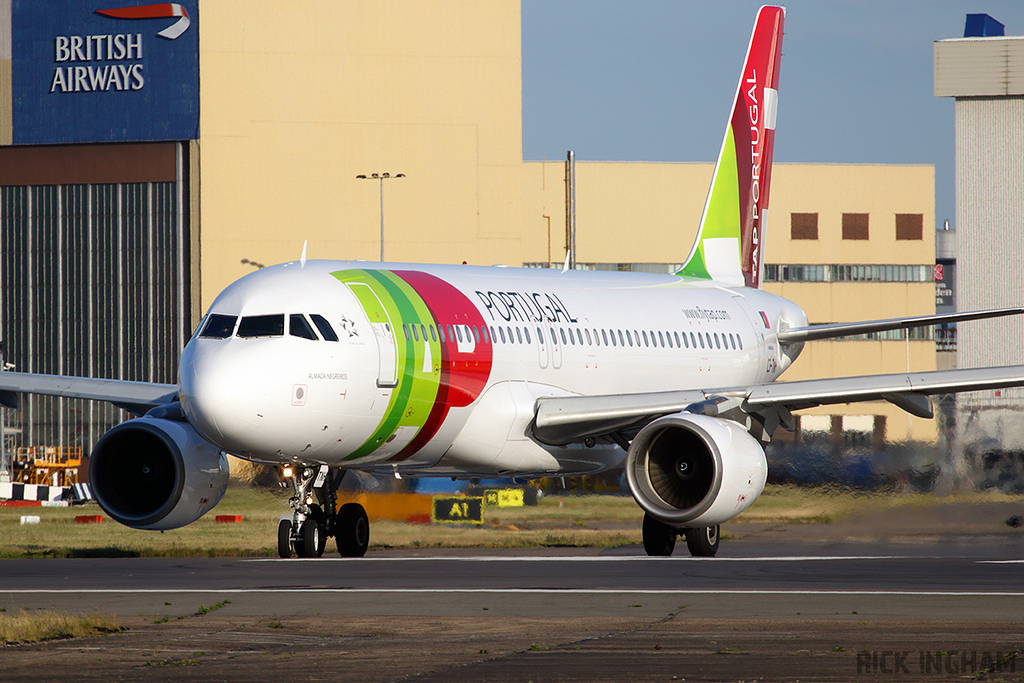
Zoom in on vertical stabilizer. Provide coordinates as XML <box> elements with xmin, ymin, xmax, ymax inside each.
<box><xmin>678</xmin><ymin>6</ymin><xmax>784</xmax><ymax>289</ymax></box>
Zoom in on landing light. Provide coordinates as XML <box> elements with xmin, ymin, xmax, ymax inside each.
<box><xmin>282</xmin><ymin>466</ymin><xmax>293</xmax><ymax>478</ymax></box>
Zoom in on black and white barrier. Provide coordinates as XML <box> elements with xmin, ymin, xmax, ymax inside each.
<box><xmin>67</xmin><ymin>483</ymin><xmax>94</xmax><ymax>502</ymax></box>
<box><xmin>0</xmin><ymin>481</ymin><xmax>95</xmax><ymax>504</ymax></box>
<box><xmin>0</xmin><ymin>481</ymin><xmax>65</xmax><ymax>503</ymax></box>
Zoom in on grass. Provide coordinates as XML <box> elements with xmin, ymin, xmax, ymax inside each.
<box><xmin>0</xmin><ymin>611</ymin><xmax>122</xmax><ymax>645</ymax></box>
<box><xmin>0</xmin><ymin>485</ymin><xmax>289</xmax><ymax>558</ymax></box>
<box><xmin>0</xmin><ymin>483</ymin><xmax>1019</xmax><ymax>558</ymax></box>
<box><xmin>738</xmin><ymin>484</ymin><xmax>1023</xmax><ymax>525</ymax></box>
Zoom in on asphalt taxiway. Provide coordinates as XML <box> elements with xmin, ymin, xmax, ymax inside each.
<box><xmin>1</xmin><ymin>537</ymin><xmax>1022</xmax><ymax>681</ymax></box>
<box><xmin>1</xmin><ymin>538</ymin><xmax>1023</xmax><ymax>619</ymax></box>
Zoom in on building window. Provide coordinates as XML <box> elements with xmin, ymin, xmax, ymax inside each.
<box><xmin>895</xmin><ymin>213</ymin><xmax>923</xmax><ymax>240</ymax></box>
<box><xmin>790</xmin><ymin>213</ymin><xmax>818</xmax><ymax>240</ymax></box>
<box><xmin>830</xmin><ymin>326</ymin><xmax>934</xmax><ymax>341</ymax></box>
<box><xmin>842</xmin><ymin>213</ymin><xmax>869</xmax><ymax>240</ymax></box>
<box><xmin>763</xmin><ymin>263</ymin><xmax>932</xmax><ymax>283</ymax></box>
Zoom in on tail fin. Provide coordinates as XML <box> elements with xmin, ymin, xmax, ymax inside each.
<box><xmin>678</xmin><ymin>6</ymin><xmax>784</xmax><ymax>289</ymax></box>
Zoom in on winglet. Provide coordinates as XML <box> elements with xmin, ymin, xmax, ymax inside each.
<box><xmin>300</xmin><ymin>239</ymin><xmax>308</xmax><ymax>268</ymax></box>
<box><xmin>678</xmin><ymin>6</ymin><xmax>784</xmax><ymax>289</ymax></box>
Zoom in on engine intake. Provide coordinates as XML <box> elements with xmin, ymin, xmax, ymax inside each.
<box><xmin>625</xmin><ymin>412</ymin><xmax>766</xmax><ymax>527</ymax></box>
<box><xmin>89</xmin><ymin>417</ymin><xmax>229</xmax><ymax>530</ymax></box>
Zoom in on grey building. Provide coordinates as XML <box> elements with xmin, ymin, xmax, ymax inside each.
<box><xmin>935</xmin><ymin>19</ymin><xmax>1024</xmax><ymax>488</ymax></box>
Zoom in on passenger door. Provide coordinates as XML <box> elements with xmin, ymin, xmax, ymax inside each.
<box><xmin>346</xmin><ymin>282</ymin><xmax>399</xmax><ymax>388</ymax></box>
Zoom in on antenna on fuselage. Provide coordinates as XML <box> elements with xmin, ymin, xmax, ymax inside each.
<box><xmin>300</xmin><ymin>239</ymin><xmax>308</xmax><ymax>268</ymax></box>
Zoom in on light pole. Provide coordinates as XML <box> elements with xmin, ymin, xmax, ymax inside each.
<box><xmin>356</xmin><ymin>172</ymin><xmax>405</xmax><ymax>262</ymax></box>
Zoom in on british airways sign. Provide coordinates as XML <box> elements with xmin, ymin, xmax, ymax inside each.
<box><xmin>12</xmin><ymin>1</ymin><xmax>199</xmax><ymax>144</ymax></box>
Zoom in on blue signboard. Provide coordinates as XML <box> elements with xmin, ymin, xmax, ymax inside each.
<box><xmin>12</xmin><ymin>1</ymin><xmax>199</xmax><ymax>144</ymax></box>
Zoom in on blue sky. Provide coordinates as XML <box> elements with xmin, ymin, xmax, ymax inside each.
<box><xmin>522</xmin><ymin>1</ymin><xmax>1022</xmax><ymax>232</ymax></box>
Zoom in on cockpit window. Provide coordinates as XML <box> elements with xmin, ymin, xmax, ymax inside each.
<box><xmin>289</xmin><ymin>314</ymin><xmax>319</xmax><ymax>341</ymax></box>
<box><xmin>310</xmin><ymin>314</ymin><xmax>339</xmax><ymax>342</ymax></box>
<box><xmin>237</xmin><ymin>314</ymin><xmax>285</xmax><ymax>338</ymax></box>
<box><xmin>199</xmin><ymin>314</ymin><xmax>237</xmax><ymax>339</ymax></box>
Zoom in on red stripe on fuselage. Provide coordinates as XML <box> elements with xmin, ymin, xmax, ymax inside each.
<box><xmin>389</xmin><ymin>270</ymin><xmax>494</xmax><ymax>461</ymax></box>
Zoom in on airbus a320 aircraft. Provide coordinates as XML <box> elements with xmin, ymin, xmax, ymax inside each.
<box><xmin>3</xmin><ymin>6</ymin><xmax>1024</xmax><ymax>558</ymax></box>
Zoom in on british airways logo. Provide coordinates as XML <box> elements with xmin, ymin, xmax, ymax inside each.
<box><xmin>49</xmin><ymin>4</ymin><xmax>190</xmax><ymax>93</ymax></box>
<box><xmin>96</xmin><ymin>4</ymin><xmax>191</xmax><ymax>40</ymax></box>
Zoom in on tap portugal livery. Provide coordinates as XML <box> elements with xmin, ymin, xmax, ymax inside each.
<box><xmin>3</xmin><ymin>6</ymin><xmax>1024</xmax><ymax>557</ymax></box>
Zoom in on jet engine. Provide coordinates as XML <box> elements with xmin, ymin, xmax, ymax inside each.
<box><xmin>625</xmin><ymin>412</ymin><xmax>766</xmax><ymax>528</ymax></box>
<box><xmin>89</xmin><ymin>415</ymin><xmax>230</xmax><ymax>530</ymax></box>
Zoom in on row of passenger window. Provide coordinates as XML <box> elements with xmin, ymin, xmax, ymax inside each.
<box><xmin>199</xmin><ymin>313</ymin><xmax>340</xmax><ymax>341</ymax></box>
<box><xmin>400</xmin><ymin>321</ymin><xmax>744</xmax><ymax>352</ymax></box>
<box><xmin>199</xmin><ymin>311</ymin><xmax>744</xmax><ymax>353</ymax></box>
<box><xmin>538</xmin><ymin>326</ymin><xmax>744</xmax><ymax>352</ymax></box>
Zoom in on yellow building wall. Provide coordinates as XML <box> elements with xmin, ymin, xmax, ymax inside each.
<box><xmin>197</xmin><ymin>0</ymin><xmax>524</xmax><ymax>309</ymax></box>
<box><xmin>767</xmin><ymin>164</ymin><xmax>937</xmax><ymax>443</ymax></box>
<box><xmin>0</xmin><ymin>58</ymin><xmax>11</xmax><ymax>146</ymax></box>
<box><xmin>521</xmin><ymin>161</ymin><xmax>709</xmax><ymax>265</ymax></box>
<box><xmin>769</xmin><ymin>163</ymin><xmax>935</xmax><ymax>265</ymax></box>
<box><xmin>522</xmin><ymin>161</ymin><xmax>938</xmax><ymax>442</ymax></box>
<box><xmin>521</xmin><ymin>162</ymin><xmax>934</xmax><ymax>270</ymax></box>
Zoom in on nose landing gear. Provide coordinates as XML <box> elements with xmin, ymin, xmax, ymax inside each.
<box><xmin>277</xmin><ymin>465</ymin><xmax>369</xmax><ymax>558</ymax></box>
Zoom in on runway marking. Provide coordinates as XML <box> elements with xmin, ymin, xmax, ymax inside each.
<box><xmin>978</xmin><ymin>560</ymin><xmax>1024</xmax><ymax>564</ymax></box>
<box><xmin>244</xmin><ymin>555</ymin><xmax>915</xmax><ymax>562</ymax></box>
<box><xmin>4</xmin><ymin>589</ymin><xmax>1024</xmax><ymax>596</ymax></box>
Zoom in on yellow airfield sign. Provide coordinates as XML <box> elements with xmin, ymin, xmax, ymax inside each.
<box><xmin>431</xmin><ymin>496</ymin><xmax>484</xmax><ymax>525</ymax></box>
<box><xmin>484</xmin><ymin>489</ymin><xmax>524</xmax><ymax>507</ymax></box>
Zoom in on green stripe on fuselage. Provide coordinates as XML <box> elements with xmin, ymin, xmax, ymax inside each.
<box><xmin>332</xmin><ymin>269</ymin><xmax>441</xmax><ymax>460</ymax></box>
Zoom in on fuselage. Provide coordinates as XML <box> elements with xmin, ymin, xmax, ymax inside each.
<box><xmin>178</xmin><ymin>260</ymin><xmax>807</xmax><ymax>477</ymax></box>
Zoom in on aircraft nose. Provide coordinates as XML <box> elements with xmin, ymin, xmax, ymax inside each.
<box><xmin>179</xmin><ymin>340</ymin><xmax>267</xmax><ymax>454</ymax></box>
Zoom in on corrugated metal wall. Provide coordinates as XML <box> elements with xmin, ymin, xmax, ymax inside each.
<box><xmin>0</xmin><ymin>180</ymin><xmax>186</xmax><ymax>452</ymax></box>
<box><xmin>934</xmin><ymin>39</ymin><xmax>1024</xmax><ymax>98</ymax></box>
<box><xmin>956</xmin><ymin>96</ymin><xmax>1024</xmax><ymax>406</ymax></box>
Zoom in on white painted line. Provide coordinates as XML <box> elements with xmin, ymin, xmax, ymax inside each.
<box><xmin>3</xmin><ymin>588</ymin><xmax>1023</xmax><ymax>596</ymax></box>
<box><xmin>978</xmin><ymin>560</ymin><xmax>1024</xmax><ymax>564</ymax></box>
<box><xmin>243</xmin><ymin>555</ymin><xmax>914</xmax><ymax>563</ymax></box>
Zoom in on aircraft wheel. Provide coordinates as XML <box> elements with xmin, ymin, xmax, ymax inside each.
<box><xmin>685</xmin><ymin>525</ymin><xmax>720</xmax><ymax>557</ymax></box>
<box><xmin>301</xmin><ymin>517</ymin><xmax>325</xmax><ymax>558</ymax></box>
<box><xmin>277</xmin><ymin>519</ymin><xmax>293</xmax><ymax>558</ymax></box>
<box><xmin>336</xmin><ymin>503</ymin><xmax>369</xmax><ymax>557</ymax></box>
<box><xmin>642</xmin><ymin>513</ymin><xmax>676</xmax><ymax>556</ymax></box>
<box><xmin>316</xmin><ymin>522</ymin><xmax>327</xmax><ymax>556</ymax></box>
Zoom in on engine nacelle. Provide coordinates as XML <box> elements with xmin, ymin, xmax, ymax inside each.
<box><xmin>625</xmin><ymin>412</ymin><xmax>766</xmax><ymax>528</ymax></box>
<box><xmin>89</xmin><ymin>417</ymin><xmax>230</xmax><ymax>530</ymax></box>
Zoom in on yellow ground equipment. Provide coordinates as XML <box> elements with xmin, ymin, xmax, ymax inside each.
<box><xmin>13</xmin><ymin>446</ymin><xmax>82</xmax><ymax>487</ymax></box>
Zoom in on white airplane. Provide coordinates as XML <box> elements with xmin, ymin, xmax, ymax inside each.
<box><xmin>3</xmin><ymin>6</ymin><xmax>1024</xmax><ymax>558</ymax></box>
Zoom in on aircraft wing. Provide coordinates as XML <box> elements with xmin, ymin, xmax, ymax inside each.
<box><xmin>776</xmin><ymin>307</ymin><xmax>1024</xmax><ymax>344</ymax></box>
<box><xmin>0</xmin><ymin>371</ymin><xmax>179</xmax><ymax>416</ymax></box>
<box><xmin>533</xmin><ymin>364</ymin><xmax>1024</xmax><ymax>445</ymax></box>
<box><xmin>742</xmin><ymin>365</ymin><xmax>1024</xmax><ymax>415</ymax></box>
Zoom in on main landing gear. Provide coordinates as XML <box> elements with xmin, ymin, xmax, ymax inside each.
<box><xmin>642</xmin><ymin>513</ymin><xmax>719</xmax><ymax>557</ymax></box>
<box><xmin>277</xmin><ymin>465</ymin><xmax>369</xmax><ymax>558</ymax></box>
